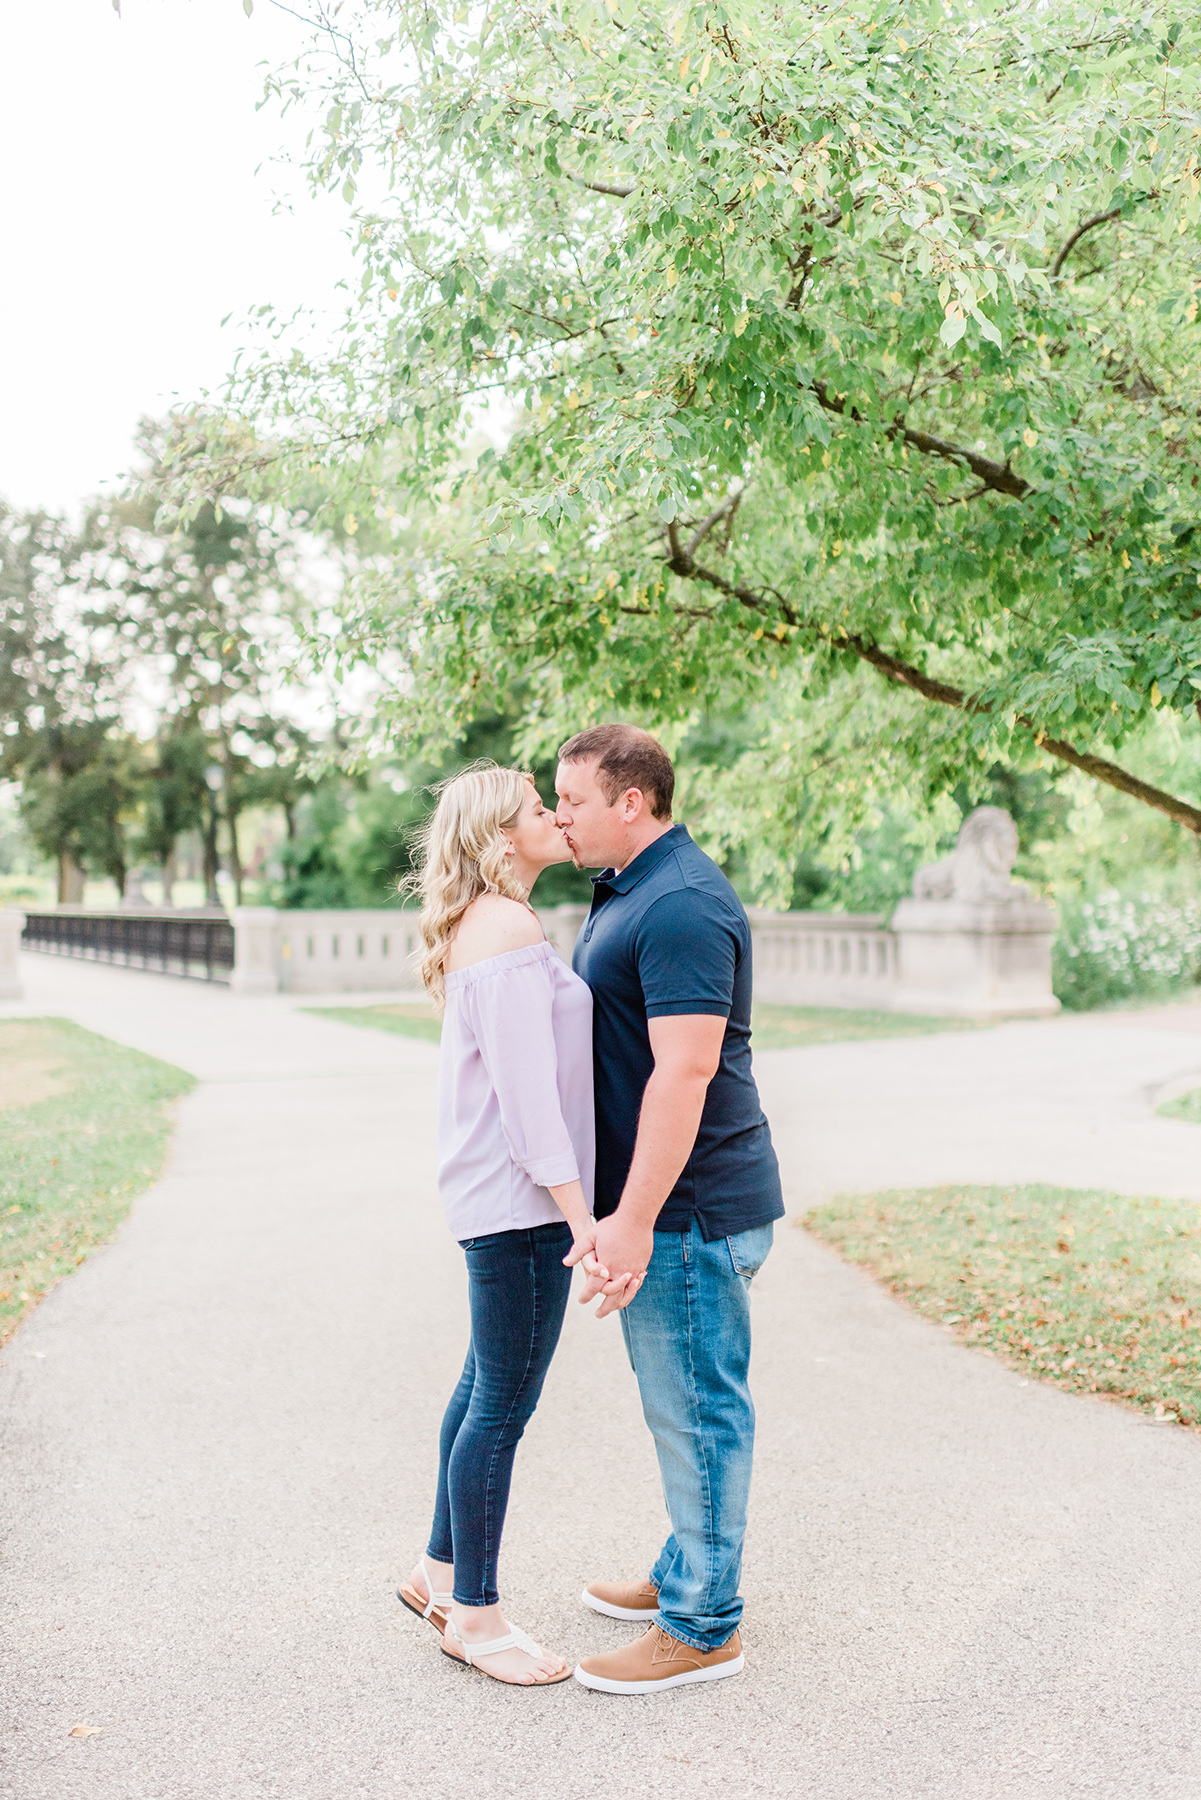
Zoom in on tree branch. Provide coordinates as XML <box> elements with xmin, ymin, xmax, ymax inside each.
<box><xmin>565</xmin><ymin>171</ymin><xmax>635</xmax><ymax>199</ymax></box>
<box><xmin>685</xmin><ymin>490</ymin><xmax>743</xmax><ymax>557</ymax></box>
<box><xmin>811</xmin><ymin>382</ymin><xmax>1030</xmax><ymax>499</ymax></box>
<box><xmin>1052</xmin><ymin>205</ymin><xmax>1124</xmax><ymax>279</ymax></box>
<box><xmin>663</xmin><ymin>541</ymin><xmax>1201</xmax><ymax>835</ymax></box>
<box><xmin>862</xmin><ymin>634</ymin><xmax>1201</xmax><ymax>831</ymax></box>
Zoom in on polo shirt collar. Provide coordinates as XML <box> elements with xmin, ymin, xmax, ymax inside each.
<box><xmin>592</xmin><ymin>823</ymin><xmax>691</xmax><ymax>895</ymax></box>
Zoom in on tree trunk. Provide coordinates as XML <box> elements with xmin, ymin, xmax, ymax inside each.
<box><xmin>227</xmin><ymin>802</ymin><xmax>245</xmax><ymax>907</ymax></box>
<box><xmin>57</xmin><ymin>852</ymin><xmax>84</xmax><ymax>906</ymax></box>
<box><xmin>202</xmin><ymin>795</ymin><xmax>222</xmax><ymax>907</ymax></box>
<box><xmin>161</xmin><ymin>843</ymin><xmax>177</xmax><ymax>909</ymax></box>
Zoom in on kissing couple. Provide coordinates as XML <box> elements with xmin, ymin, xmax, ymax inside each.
<box><xmin>397</xmin><ymin>723</ymin><xmax>783</xmax><ymax>1692</ymax></box>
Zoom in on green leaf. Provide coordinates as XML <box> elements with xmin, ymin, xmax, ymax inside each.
<box><xmin>187</xmin><ymin>0</ymin><xmax>1201</xmax><ymax>869</ymax></box>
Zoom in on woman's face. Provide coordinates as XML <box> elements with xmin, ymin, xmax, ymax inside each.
<box><xmin>504</xmin><ymin>780</ymin><xmax>572</xmax><ymax>871</ymax></box>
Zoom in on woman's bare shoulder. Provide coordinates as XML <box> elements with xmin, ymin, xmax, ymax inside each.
<box><xmin>446</xmin><ymin>894</ymin><xmax>545</xmax><ymax>971</ymax></box>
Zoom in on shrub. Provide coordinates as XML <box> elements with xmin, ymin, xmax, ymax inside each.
<box><xmin>1053</xmin><ymin>888</ymin><xmax>1201</xmax><ymax>1011</ymax></box>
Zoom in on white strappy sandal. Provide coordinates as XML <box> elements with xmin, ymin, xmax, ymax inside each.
<box><xmin>397</xmin><ymin>1557</ymin><xmax>456</xmax><ymax>1636</ymax></box>
<box><xmin>442</xmin><ymin>1617</ymin><xmax>572</xmax><ymax>1686</ymax></box>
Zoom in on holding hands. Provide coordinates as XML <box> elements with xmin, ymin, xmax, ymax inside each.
<box><xmin>549</xmin><ymin>1180</ymin><xmax>646</xmax><ymax>1317</ymax></box>
<box><xmin>563</xmin><ymin>1216</ymin><xmax>651</xmax><ymax>1317</ymax></box>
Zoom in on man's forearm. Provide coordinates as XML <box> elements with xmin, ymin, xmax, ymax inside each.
<box><xmin>615</xmin><ymin>1068</ymin><xmax>710</xmax><ymax>1227</ymax></box>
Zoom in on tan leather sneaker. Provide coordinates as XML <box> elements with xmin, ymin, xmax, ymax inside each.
<box><xmin>574</xmin><ymin>1623</ymin><xmax>744</xmax><ymax>1694</ymax></box>
<box><xmin>581</xmin><ymin>1577</ymin><xmax>660</xmax><ymax>1622</ymax></box>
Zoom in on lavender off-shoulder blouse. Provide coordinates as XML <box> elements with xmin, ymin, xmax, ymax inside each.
<box><xmin>437</xmin><ymin>939</ymin><xmax>595</xmax><ymax>1240</ymax></box>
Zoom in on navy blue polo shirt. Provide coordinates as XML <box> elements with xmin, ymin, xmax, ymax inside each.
<box><xmin>572</xmin><ymin>823</ymin><xmax>784</xmax><ymax>1240</ymax></box>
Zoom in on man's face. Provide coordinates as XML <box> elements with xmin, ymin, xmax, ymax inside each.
<box><xmin>554</xmin><ymin>758</ymin><xmax>627</xmax><ymax>870</ymax></box>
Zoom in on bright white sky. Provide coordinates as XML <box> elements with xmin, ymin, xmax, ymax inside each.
<box><xmin>1</xmin><ymin>0</ymin><xmax>355</xmax><ymax>517</ymax></box>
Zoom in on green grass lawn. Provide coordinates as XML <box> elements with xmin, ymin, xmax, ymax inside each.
<box><xmin>749</xmin><ymin>1003</ymin><xmax>981</xmax><ymax>1049</ymax></box>
<box><xmin>1158</xmin><ymin>1088</ymin><xmax>1201</xmax><ymax>1124</ymax></box>
<box><xmin>302</xmin><ymin>1002</ymin><xmax>443</xmax><ymax>1042</ymax></box>
<box><xmin>806</xmin><ymin>1184</ymin><xmax>1201</xmax><ymax>1427</ymax></box>
<box><xmin>0</xmin><ymin>1018</ymin><xmax>194</xmax><ymax>1345</ymax></box>
<box><xmin>304</xmin><ymin>998</ymin><xmax>977</xmax><ymax>1050</ymax></box>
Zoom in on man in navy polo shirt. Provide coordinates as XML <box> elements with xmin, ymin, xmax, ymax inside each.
<box><xmin>555</xmin><ymin>723</ymin><xmax>784</xmax><ymax>1695</ymax></box>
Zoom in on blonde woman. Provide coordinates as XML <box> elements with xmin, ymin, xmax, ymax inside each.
<box><xmin>397</xmin><ymin>763</ymin><xmax>624</xmax><ymax>1687</ymax></box>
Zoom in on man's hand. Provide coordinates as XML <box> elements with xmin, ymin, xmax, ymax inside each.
<box><xmin>564</xmin><ymin>1015</ymin><xmax>723</xmax><ymax>1319</ymax></box>
<box><xmin>563</xmin><ymin>1216</ymin><xmax>650</xmax><ymax>1317</ymax></box>
<box><xmin>589</xmin><ymin>1213</ymin><xmax>654</xmax><ymax>1317</ymax></box>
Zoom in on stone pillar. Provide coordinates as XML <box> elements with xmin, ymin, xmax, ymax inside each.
<box><xmin>0</xmin><ymin>909</ymin><xmax>24</xmax><ymax>1000</ymax></box>
<box><xmin>230</xmin><ymin>907</ymin><xmax>280</xmax><ymax>995</ymax></box>
<box><xmin>891</xmin><ymin>895</ymin><xmax>1059</xmax><ymax>1018</ymax></box>
<box><xmin>889</xmin><ymin>805</ymin><xmax>1061</xmax><ymax>1019</ymax></box>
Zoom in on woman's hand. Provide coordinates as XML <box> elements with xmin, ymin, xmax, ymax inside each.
<box><xmin>563</xmin><ymin>1219</ymin><xmax>608</xmax><ymax>1285</ymax></box>
<box><xmin>550</xmin><ymin>1183</ymin><xmax>610</xmax><ymax>1299</ymax></box>
<box><xmin>562</xmin><ymin>1220</ymin><xmax>643</xmax><ymax>1315</ymax></box>
<box><xmin>587</xmin><ymin>1214</ymin><xmax>652</xmax><ymax>1317</ymax></box>
<box><xmin>551</xmin><ymin>1183</ymin><xmax>645</xmax><ymax>1315</ymax></box>
<box><xmin>548</xmin><ymin>1180</ymin><xmax>593</xmax><ymax>1245</ymax></box>
<box><xmin>564</xmin><ymin>1220</ymin><xmax>646</xmax><ymax>1317</ymax></box>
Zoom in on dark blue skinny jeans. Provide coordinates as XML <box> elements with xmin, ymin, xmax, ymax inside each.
<box><xmin>427</xmin><ymin>1220</ymin><xmax>572</xmax><ymax>1607</ymax></box>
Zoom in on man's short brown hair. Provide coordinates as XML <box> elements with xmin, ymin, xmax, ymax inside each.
<box><xmin>557</xmin><ymin>723</ymin><xmax>675</xmax><ymax>820</ymax></box>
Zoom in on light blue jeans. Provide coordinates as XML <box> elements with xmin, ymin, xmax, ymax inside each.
<box><xmin>619</xmin><ymin>1218</ymin><xmax>774</xmax><ymax>1652</ymax></box>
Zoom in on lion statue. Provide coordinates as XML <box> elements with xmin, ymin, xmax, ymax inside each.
<box><xmin>912</xmin><ymin>807</ymin><xmax>1026</xmax><ymax>903</ymax></box>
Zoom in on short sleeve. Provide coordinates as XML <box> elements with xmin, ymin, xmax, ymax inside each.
<box><xmin>634</xmin><ymin>889</ymin><xmax>740</xmax><ymax>1020</ymax></box>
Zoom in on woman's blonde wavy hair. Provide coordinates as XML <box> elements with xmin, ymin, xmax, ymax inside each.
<box><xmin>403</xmin><ymin>761</ymin><xmax>534</xmax><ymax>1010</ymax></box>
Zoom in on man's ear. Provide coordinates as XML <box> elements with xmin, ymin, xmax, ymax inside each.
<box><xmin>621</xmin><ymin>786</ymin><xmax>645</xmax><ymax>823</ymax></box>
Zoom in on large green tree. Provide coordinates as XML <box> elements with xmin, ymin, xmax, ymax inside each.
<box><xmin>87</xmin><ymin>424</ymin><xmax>317</xmax><ymax>904</ymax></box>
<box><xmin>1</xmin><ymin>424</ymin><xmax>334</xmax><ymax>910</ymax></box>
<box><xmin>181</xmin><ymin>0</ymin><xmax>1201</xmax><ymax>890</ymax></box>
<box><xmin>0</xmin><ymin>504</ymin><xmax>141</xmax><ymax>901</ymax></box>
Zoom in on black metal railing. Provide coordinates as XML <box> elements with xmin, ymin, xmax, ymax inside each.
<box><xmin>21</xmin><ymin>910</ymin><xmax>236</xmax><ymax>983</ymax></box>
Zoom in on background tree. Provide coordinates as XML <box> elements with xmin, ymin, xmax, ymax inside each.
<box><xmin>18</xmin><ymin>730</ymin><xmax>144</xmax><ymax>901</ymax></box>
<box><xmin>86</xmin><ymin>421</ymin><xmax>320</xmax><ymax>904</ymax></box>
<box><xmin>0</xmin><ymin>504</ymin><xmax>139</xmax><ymax>901</ymax></box>
<box><xmin>136</xmin><ymin>723</ymin><xmax>208</xmax><ymax>905</ymax></box>
<box><xmin>0</xmin><ymin>415</ymin><xmax>347</xmax><ymax>910</ymax></box>
<box><xmin>182</xmin><ymin>0</ymin><xmax>1201</xmax><ymax>896</ymax></box>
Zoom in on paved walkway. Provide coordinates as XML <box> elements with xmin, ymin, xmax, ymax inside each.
<box><xmin>3</xmin><ymin>955</ymin><xmax>1201</xmax><ymax>1800</ymax></box>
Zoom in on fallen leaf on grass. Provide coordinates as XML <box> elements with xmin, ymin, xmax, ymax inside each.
<box><xmin>68</xmin><ymin>1724</ymin><xmax>103</xmax><ymax>1738</ymax></box>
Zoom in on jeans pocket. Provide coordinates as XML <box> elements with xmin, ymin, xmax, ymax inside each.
<box><xmin>458</xmin><ymin>1237</ymin><xmax>477</xmax><ymax>1251</ymax></box>
<box><xmin>726</xmin><ymin>1222</ymin><xmax>774</xmax><ymax>1282</ymax></box>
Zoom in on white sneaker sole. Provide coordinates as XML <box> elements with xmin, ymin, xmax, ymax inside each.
<box><xmin>573</xmin><ymin>1652</ymin><xmax>744</xmax><ymax>1694</ymax></box>
<box><xmin>580</xmin><ymin>1586</ymin><xmax>660</xmax><ymax>1622</ymax></box>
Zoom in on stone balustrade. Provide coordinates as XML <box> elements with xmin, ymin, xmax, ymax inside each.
<box><xmin>747</xmin><ymin>909</ymin><xmax>898</xmax><ymax>1007</ymax></box>
<box><xmin>235</xmin><ymin>904</ymin><xmax>590</xmax><ymax>995</ymax></box>
<box><xmin>9</xmin><ymin>807</ymin><xmax>1061</xmax><ymax>1019</ymax></box>
<box><xmin>234</xmin><ymin>908</ymin><xmax>423</xmax><ymax>995</ymax></box>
